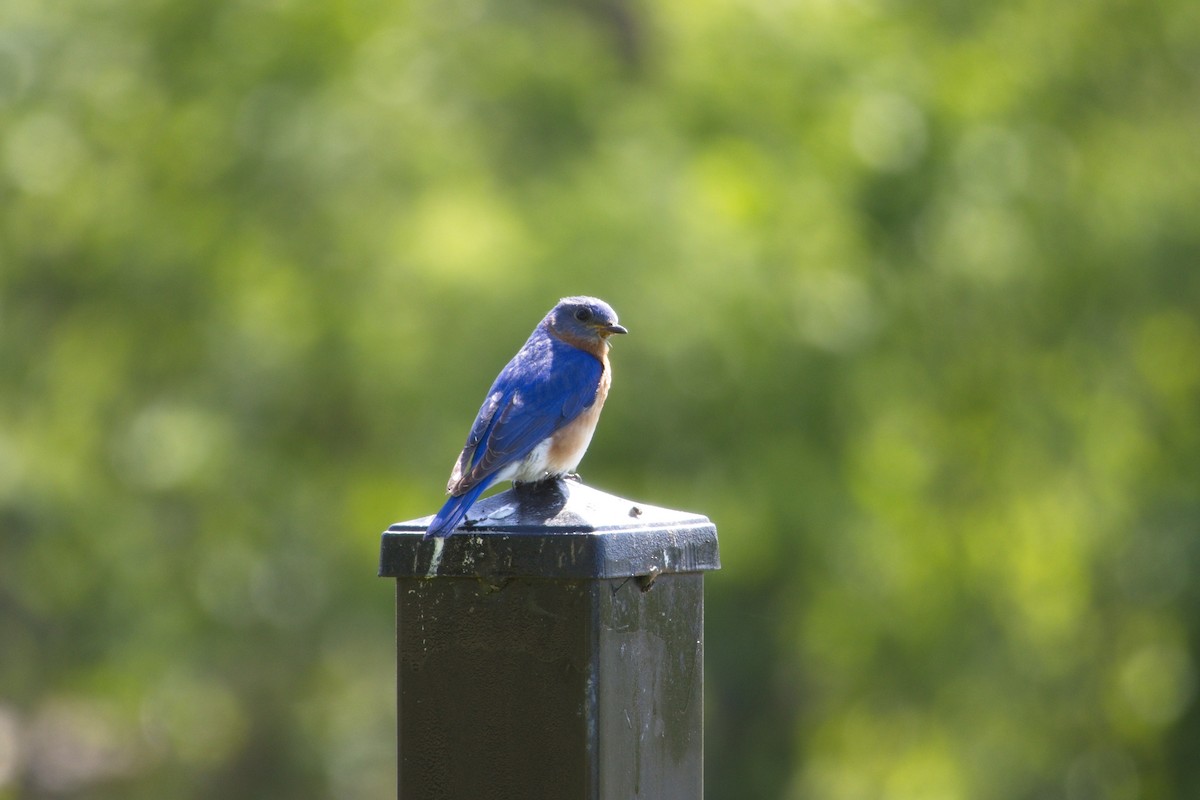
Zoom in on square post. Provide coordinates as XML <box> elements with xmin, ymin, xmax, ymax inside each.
<box><xmin>379</xmin><ymin>480</ymin><xmax>720</xmax><ymax>799</ymax></box>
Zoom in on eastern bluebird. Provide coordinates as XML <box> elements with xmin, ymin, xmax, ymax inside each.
<box><xmin>425</xmin><ymin>296</ymin><xmax>628</xmax><ymax>538</ymax></box>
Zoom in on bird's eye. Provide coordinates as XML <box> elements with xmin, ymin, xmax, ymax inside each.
<box><xmin>574</xmin><ymin>307</ymin><xmax>593</xmax><ymax>322</ymax></box>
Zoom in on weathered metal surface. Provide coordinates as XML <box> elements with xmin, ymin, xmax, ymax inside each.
<box><xmin>382</xmin><ymin>480</ymin><xmax>718</xmax><ymax>800</ymax></box>
<box><xmin>379</xmin><ymin>480</ymin><xmax>720</xmax><ymax>581</ymax></box>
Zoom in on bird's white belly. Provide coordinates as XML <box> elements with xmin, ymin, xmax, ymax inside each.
<box><xmin>498</xmin><ymin>438</ymin><xmax>556</xmax><ymax>484</ymax></box>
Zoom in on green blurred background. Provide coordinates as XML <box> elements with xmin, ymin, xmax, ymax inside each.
<box><xmin>2</xmin><ymin>0</ymin><xmax>1199</xmax><ymax>797</ymax></box>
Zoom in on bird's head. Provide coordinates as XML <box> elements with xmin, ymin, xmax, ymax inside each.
<box><xmin>545</xmin><ymin>296</ymin><xmax>628</xmax><ymax>347</ymax></box>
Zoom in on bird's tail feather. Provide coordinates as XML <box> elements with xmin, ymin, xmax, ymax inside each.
<box><xmin>424</xmin><ymin>477</ymin><xmax>496</xmax><ymax>538</ymax></box>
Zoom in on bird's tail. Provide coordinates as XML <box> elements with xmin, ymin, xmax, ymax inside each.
<box><xmin>425</xmin><ymin>477</ymin><xmax>496</xmax><ymax>538</ymax></box>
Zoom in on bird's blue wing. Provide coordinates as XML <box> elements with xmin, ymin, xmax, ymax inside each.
<box><xmin>449</xmin><ymin>335</ymin><xmax>602</xmax><ymax>495</ymax></box>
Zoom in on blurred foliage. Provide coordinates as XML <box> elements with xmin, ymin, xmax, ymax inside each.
<box><xmin>2</xmin><ymin>0</ymin><xmax>1199</xmax><ymax>797</ymax></box>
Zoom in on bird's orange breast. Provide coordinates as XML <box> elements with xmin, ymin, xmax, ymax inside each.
<box><xmin>547</xmin><ymin>362</ymin><xmax>611</xmax><ymax>472</ymax></box>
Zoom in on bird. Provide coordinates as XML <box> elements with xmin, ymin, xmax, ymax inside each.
<box><xmin>425</xmin><ymin>296</ymin><xmax>628</xmax><ymax>538</ymax></box>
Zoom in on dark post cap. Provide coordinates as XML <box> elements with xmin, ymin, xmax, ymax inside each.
<box><xmin>379</xmin><ymin>480</ymin><xmax>720</xmax><ymax>581</ymax></box>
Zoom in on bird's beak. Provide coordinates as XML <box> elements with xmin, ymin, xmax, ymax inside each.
<box><xmin>603</xmin><ymin>323</ymin><xmax>628</xmax><ymax>336</ymax></box>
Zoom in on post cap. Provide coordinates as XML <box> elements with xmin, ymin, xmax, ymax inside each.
<box><xmin>379</xmin><ymin>480</ymin><xmax>720</xmax><ymax>580</ymax></box>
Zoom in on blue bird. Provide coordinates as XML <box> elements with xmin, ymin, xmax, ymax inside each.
<box><xmin>425</xmin><ymin>296</ymin><xmax>628</xmax><ymax>538</ymax></box>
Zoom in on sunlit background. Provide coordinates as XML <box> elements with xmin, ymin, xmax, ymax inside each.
<box><xmin>3</xmin><ymin>0</ymin><xmax>1199</xmax><ymax>797</ymax></box>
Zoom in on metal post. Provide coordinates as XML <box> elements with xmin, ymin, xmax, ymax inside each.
<box><xmin>379</xmin><ymin>480</ymin><xmax>720</xmax><ymax>800</ymax></box>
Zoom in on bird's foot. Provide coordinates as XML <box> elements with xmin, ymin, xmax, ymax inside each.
<box><xmin>564</xmin><ymin>472</ymin><xmax>583</xmax><ymax>483</ymax></box>
<box><xmin>512</xmin><ymin>475</ymin><xmax>570</xmax><ymax>514</ymax></box>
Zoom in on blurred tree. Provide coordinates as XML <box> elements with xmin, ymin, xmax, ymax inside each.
<box><xmin>1</xmin><ymin>0</ymin><xmax>1197</xmax><ymax>798</ymax></box>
